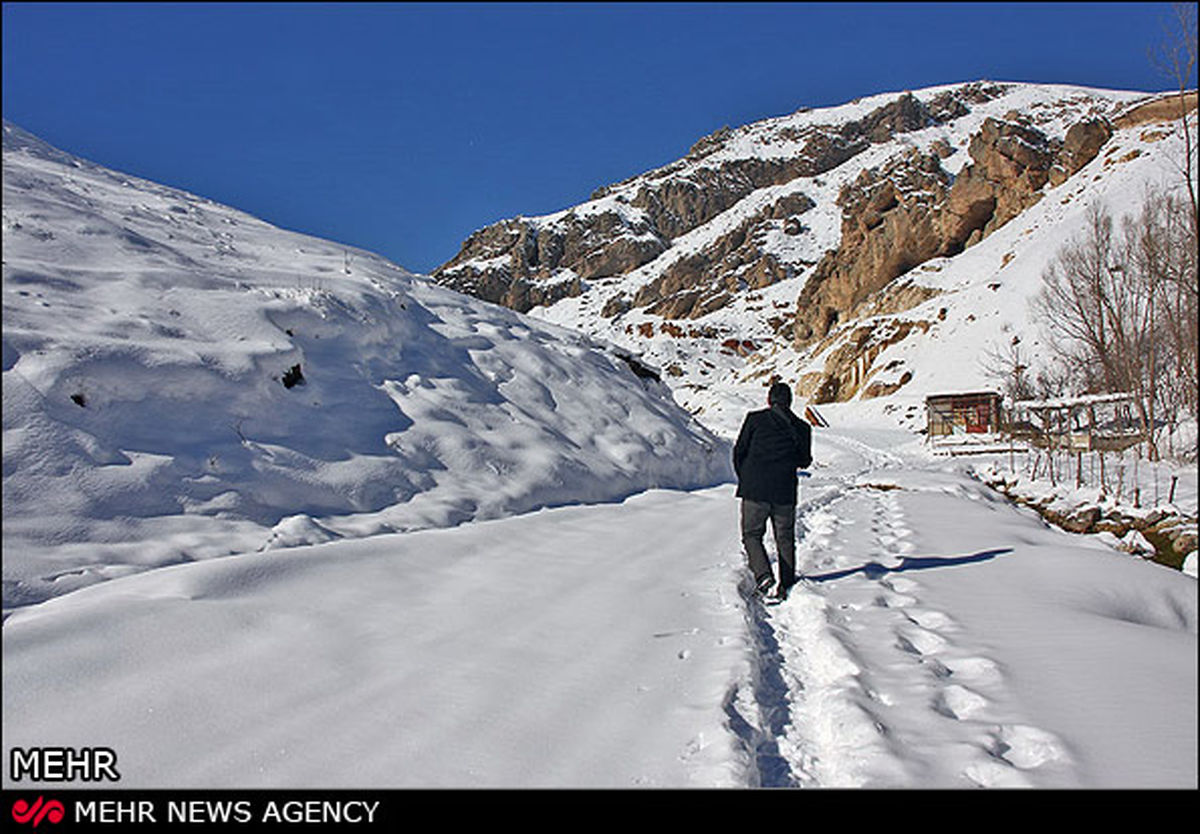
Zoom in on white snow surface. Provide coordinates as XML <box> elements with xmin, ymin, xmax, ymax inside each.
<box><xmin>3</xmin><ymin>84</ymin><xmax>1197</xmax><ymax>790</ymax></box>
<box><xmin>4</xmin><ymin>429</ymin><xmax>1194</xmax><ymax>789</ymax></box>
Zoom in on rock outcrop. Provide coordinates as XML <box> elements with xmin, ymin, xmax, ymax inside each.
<box><xmin>432</xmin><ymin>210</ymin><xmax>666</xmax><ymax>312</ymax></box>
<box><xmin>796</xmin><ymin>315</ymin><xmax>934</xmax><ymax>404</ymax></box>
<box><xmin>793</xmin><ymin>115</ymin><xmax>1114</xmax><ymax>352</ymax></box>
<box><xmin>1113</xmin><ymin>90</ymin><xmax>1197</xmax><ymax>129</ymax></box>
<box><xmin>793</xmin><ymin>148</ymin><xmax>954</xmax><ymax>346</ymax></box>
<box><xmin>625</xmin><ymin>190</ymin><xmax>815</xmax><ymax>320</ymax></box>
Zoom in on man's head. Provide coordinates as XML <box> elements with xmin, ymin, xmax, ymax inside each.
<box><xmin>768</xmin><ymin>381</ymin><xmax>792</xmax><ymax>409</ymax></box>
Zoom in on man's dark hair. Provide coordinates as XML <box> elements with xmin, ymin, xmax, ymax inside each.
<box><xmin>768</xmin><ymin>381</ymin><xmax>792</xmax><ymax>408</ymax></box>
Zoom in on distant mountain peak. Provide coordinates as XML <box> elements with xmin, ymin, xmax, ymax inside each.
<box><xmin>428</xmin><ymin>80</ymin><xmax>1188</xmax><ymax>422</ymax></box>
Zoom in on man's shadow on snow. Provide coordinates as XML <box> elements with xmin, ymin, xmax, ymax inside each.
<box><xmin>806</xmin><ymin>548</ymin><xmax>1012</xmax><ymax>583</ymax></box>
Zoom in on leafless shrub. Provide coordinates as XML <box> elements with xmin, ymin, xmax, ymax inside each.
<box><xmin>1032</xmin><ymin>188</ymin><xmax>1197</xmax><ymax>461</ymax></box>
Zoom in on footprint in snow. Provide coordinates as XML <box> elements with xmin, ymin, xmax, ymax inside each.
<box><xmin>894</xmin><ymin>623</ymin><xmax>949</xmax><ymax>657</ymax></box>
<box><xmin>988</xmin><ymin>724</ymin><xmax>1069</xmax><ymax>770</ymax></box>
<box><xmin>873</xmin><ymin>590</ymin><xmax>916</xmax><ymax>609</ymax></box>
<box><xmin>964</xmin><ymin>757</ymin><xmax>1033</xmax><ymax>788</ymax></box>
<box><xmin>904</xmin><ymin>608</ymin><xmax>956</xmax><ymax>631</ymax></box>
<box><xmin>678</xmin><ymin>734</ymin><xmax>705</xmax><ymax>762</ymax></box>
<box><xmin>882</xmin><ymin>576</ymin><xmax>920</xmax><ymax>595</ymax></box>
<box><xmin>879</xmin><ymin>536</ymin><xmax>917</xmax><ymax>557</ymax></box>
<box><xmin>933</xmin><ymin>683</ymin><xmax>990</xmax><ymax>720</ymax></box>
<box><xmin>942</xmin><ymin>656</ymin><xmax>1003</xmax><ymax>686</ymax></box>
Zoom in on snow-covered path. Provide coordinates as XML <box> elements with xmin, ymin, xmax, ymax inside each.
<box><xmin>755</xmin><ymin>431</ymin><xmax>1196</xmax><ymax>788</ymax></box>
<box><xmin>3</xmin><ymin>430</ymin><xmax>1196</xmax><ymax>789</ymax></box>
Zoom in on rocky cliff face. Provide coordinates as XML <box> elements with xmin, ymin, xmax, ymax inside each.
<box><xmin>434</xmin><ymin>87</ymin><xmax>987</xmax><ymax>314</ymax></box>
<box><xmin>430</xmin><ymin>82</ymin><xmax>1178</xmax><ymax>415</ymax></box>
<box><xmin>792</xmin><ymin>114</ymin><xmax>1115</xmax><ymax>349</ymax></box>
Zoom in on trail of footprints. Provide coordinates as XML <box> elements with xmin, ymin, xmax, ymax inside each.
<box><xmin>765</xmin><ymin>482</ymin><xmax>1072</xmax><ymax>788</ymax></box>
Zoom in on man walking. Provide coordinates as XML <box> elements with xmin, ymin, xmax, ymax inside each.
<box><xmin>733</xmin><ymin>381</ymin><xmax>812</xmax><ymax>604</ymax></box>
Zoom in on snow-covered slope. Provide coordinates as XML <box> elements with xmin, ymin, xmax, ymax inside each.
<box><xmin>2</xmin><ymin>121</ymin><xmax>729</xmax><ymax>610</ymax></box>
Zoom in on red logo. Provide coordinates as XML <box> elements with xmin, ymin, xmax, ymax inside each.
<box><xmin>12</xmin><ymin>797</ymin><xmax>65</xmax><ymax>828</ymax></box>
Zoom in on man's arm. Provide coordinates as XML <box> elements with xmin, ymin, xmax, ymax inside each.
<box><xmin>733</xmin><ymin>414</ymin><xmax>755</xmax><ymax>478</ymax></box>
<box><xmin>795</xmin><ymin>419</ymin><xmax>813</xmax><ymax>470</ymax></box>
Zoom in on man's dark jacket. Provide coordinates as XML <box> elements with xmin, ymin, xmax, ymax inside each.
<box><xmin>733</xmin><ymin>405</ymin><xmax>812</xmax><ymax>505</ymax></box>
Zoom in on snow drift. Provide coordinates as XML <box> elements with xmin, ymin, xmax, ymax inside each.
<box><xmin>2</xmin><ymin>120</ymin><xmax>729</xmax><ymax>609</ymax></box>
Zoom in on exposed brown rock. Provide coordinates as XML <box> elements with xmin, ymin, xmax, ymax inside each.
<box><xmin>1050</xmin><ymin>119</ymin><xmax>1114</xmax><ymax>186</ymax></box>
<box><xmin>942</xmin><ymin>117</ymin><xmax>1059</xmax><ymax>245</ymax></box>
<box><xmin>844</xmin><ymin>92</ymin><xmax>933</xmax><ymax>143</ymax></box>
<box><xmin>628</xmin><ymin>152</ymin><xmax>849</xmax><ymax>241</ymax></box>
<box><xmin>720</xmin><ymin>338</ymin><xmax>760</xmax><ymax>356</ymax></box>
<box><xmin>984</xmin><ymin>470</ymin><xmax>1198</xmax><ymax>570</ymax></box>
<box><xmin>430</xmin><ymin>83</ymin><xmax>1126</xmax><ymax>408</ymax></box>
<box><xmin>796</xmin><ymin>319</ymin><xmax>932</xmax><ymax>404</ymax></box>
<box><xmin>435</xmin><ymin>210</ymin><xmax>668</xmax><ymax>311</ymax></box>
<box><xmin>794</xmin><ymin>115</ymin><xmax>1113</xmax><ymax>351</ymax></box>
<box><xmin>793</xmin><ymin>149</ymin><xmax>953</xmax><ymax>346</ymax></box>
<box><xmin>862</xmin><ymin>370</ymin><xmax>913</xmax><ymax>400</ymax></box>
<box><xmin>630</xmin><ymin>191</ymin><xmax>814</xmax><ymax>319</ymax></box>
<box><xmin>1113</xmin><ymin>91</ymin><xmax>1198</xmax><ymax>128</ymax></box>
<box><xmin>433</xmin><ymin>89</ymin><xmax>970</xmax><ymax>317</ymax></box>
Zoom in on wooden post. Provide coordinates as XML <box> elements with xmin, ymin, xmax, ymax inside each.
<box><xmin>1087</xmin><ymin>403</ymin><xmax>1096</xmax><ymax>491</ymax></box>
<box><xmin>1133</xmin><ymin>452</ymin><xmax>1139</xmax><ymax>502</ymax></box>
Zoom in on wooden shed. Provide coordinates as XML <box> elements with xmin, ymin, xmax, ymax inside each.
<box><xmin>925</xmin><ymin>391</ymin><xmax>1003</xmax><ymax>437</ymax></box>
<box><xmin>1011</xmin><ymin>392</ymin><xmax>1142</xmax><ymax>452</ymax></box>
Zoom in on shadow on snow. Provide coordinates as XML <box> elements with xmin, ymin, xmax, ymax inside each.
<box><xmin>807</xmin><ymin>548</ymin><xmax>1013</xmax><ymax>584</ymax></box>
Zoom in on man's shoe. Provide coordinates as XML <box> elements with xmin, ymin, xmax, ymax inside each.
<box><xmin>755</xmin><ymin>575</ymin><xmax>775</xmax><ymax>597</ymax></box>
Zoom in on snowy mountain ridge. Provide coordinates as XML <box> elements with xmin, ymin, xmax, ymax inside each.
<box><xmin>432</xmin><ymin>81</ymin><xmax>1193</xmax><ymax>435</ymax></box>
<box><xmin>2</xmin><ymin>120</ymin><xmax>728</xmax><ymax>609</ymax></box>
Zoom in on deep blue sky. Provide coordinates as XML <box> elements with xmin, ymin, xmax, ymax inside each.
<box><xmin>2</xmin><ymin>2</ymin><xmax>1188</xmax><ymax>273</ymax></box>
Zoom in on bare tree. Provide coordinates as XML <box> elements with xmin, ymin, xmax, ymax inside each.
<box><xmin>1033</xmin><ymin>362</ymin><xmax>1073</xmax><ymax>402</ymax></box>
<box><xmin>1031</xmin><ymin>195</ymin><xmax>1194</xmax><ymax>461</ymax></box>
<box><xmin>1013</xmin><ymin>5</ymin><xmax>1195</xmax><ymax>467</ymax></box>
<box><xmin>1115</xmin><ymin>197</ymin><xmax>1166</xmax><ymax>458</ymax></box>
<box><xmin>1149</xmin><ymin>2</ymin><xmax>1198</xmax><ymax>236</ymax></box>
<box><xmin>980</xmin><ymin>336</ymin><xmax>1036</xmax><ymax>404</ymax></box>
<box><xmin>1032</xmin><ymin>203</ymin><xmax>1125</xmax><ymax>394</ymax></box>
<box><xmin>1135</xmin><ymin>187</ymin><xmax>1198</xmax><ymax>425</ymax></box>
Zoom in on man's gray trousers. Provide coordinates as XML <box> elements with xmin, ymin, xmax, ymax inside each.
<box><xmin>740</xmin><ymin>499</ymin><xmax>796</xmax><ymax>589</ymax></box>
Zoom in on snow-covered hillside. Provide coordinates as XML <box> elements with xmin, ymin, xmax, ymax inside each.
<box><xmin>454</xmin><ymin>82</ymin><xmax>1191</xmax><ymax>430</ymax></box>
<box><xmin>2</xmin><ymin>121</ymin><xmax>729</xmax><ymax>610</ymax></box>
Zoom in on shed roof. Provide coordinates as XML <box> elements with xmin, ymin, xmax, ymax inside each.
<box><xmin>924</xmin><ymin>390</ymin><xmax>1002</xmax><ymax>402</ymax></box>
<box><xmin>1013</xmin><ymin>392</ymin><xmax>1134</xmax><ymax>410</ymax></box>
